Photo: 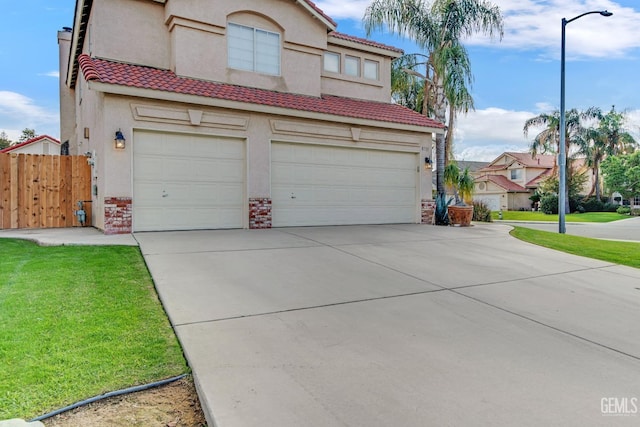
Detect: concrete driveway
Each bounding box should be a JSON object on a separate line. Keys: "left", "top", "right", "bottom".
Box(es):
{"left": 135, "top": 224, "right": 640, "bottom": 426}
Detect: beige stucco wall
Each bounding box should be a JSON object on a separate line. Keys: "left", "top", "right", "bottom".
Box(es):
{"left": 84, "top": 0, "right": 395, "bottom": 100}
{"left": 89, "top": 0, "right": 170, "bottom": 69}
{"left": 320, "top": 44, "right": 394, "bottom": 103}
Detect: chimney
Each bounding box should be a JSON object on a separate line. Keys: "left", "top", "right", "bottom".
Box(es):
{"left": 58, "top": 27, "right": 75, "bottom": 154}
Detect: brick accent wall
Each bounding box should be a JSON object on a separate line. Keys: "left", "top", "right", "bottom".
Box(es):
{"left": 249, "top": 198, "right": 272, "bottom": 229}
{"left": 104, "top": 197, "right": 132, "bottom": 235}
{"left": 421, "top": 199, "right": 436, "bottom": 225}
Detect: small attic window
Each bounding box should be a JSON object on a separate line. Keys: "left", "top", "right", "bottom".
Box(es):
{"left": 510, "top": 169, "right": 523, "bottom": 180}
{"left": 345, "top": 55, "right": 360, "bottom": 77}
{"left": 324, "top": 52, "right": 340, "bottom": 73}
{"left": 364, "top": 60, "right": 379, "bottom": 80}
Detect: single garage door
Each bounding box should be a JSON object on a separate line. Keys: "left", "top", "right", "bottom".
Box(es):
{"left": 475, "top": 194, "right": 501, "bottom": 211}
{"left": 133, "top": 131, "right": 245, "bottom": 231}
{"left": 271, "top": 142, "right": 417, "bottom": 227}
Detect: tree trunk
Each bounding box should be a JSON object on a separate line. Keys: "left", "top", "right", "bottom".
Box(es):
{"left": 434, "top": 76, "right": 448, "bottom": 196}
{"left": 445, "top": 105, "right": 455, "bottom": 164}
{"left": 594, "top": 161, "right": 601, "bottom": 200}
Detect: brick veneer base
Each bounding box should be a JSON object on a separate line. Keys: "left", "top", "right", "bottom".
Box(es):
{"left": 421, "top": 199, "right": 436, "bottom": 225}
{"left": 249, "top": 198, "right": 272, "bottom": 229}
{"left": 104, "top": 197, "right": 132, "bottom": 235}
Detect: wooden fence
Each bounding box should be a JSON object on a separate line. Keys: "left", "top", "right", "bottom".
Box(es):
{"left": 0, "top": 153, "right": 92, "bottom": 229}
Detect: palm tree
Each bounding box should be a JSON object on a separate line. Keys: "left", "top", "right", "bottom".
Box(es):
{"left": 364, "top": 0, "right": 504, "bottom": 197}
{"left": 390, "top": 54, "right": 427, "bottom": 114}
{"left": 575, "top": 106, "right": 638, "bottom": 199}
{"left": 523, "top": 107, "right": 600, "bottom": 213}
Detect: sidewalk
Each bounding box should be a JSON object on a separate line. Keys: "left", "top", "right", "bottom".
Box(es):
{"left": 0, "top": 227, "right": 138, "bottom": 246}
{"left": 497, "top": 216, "right": 640, "bottom": 242}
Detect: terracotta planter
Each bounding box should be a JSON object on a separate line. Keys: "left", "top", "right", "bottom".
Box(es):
{"left": 448, "top": 205, "right": 474, "bottom": 227}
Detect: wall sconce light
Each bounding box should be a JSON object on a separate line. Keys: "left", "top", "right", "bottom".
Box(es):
{"left": 114, "top": 130, "right": 126, "bottom": 149}
{"left": 424, "top": 156, "right": 432, "bottom": 169}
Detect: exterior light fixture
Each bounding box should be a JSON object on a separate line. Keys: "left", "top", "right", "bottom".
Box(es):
{"left": 424, "top": 156, "right": 432, "bottom": 169}
{"left": 558, "top": 9, "right": 612, "bottom": 233}
{"left": 114, "top": 130, "right": 126, "bottom": 149}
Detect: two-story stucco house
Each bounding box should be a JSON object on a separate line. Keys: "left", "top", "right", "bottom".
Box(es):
{"left": 58, "top": 0, "right": 444, "bottom": 234}
{"left": 473, "top": 152, "right": 595, "bottom": 211}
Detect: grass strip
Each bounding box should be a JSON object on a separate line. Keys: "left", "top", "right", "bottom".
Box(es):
{"left": 510, "top": 226, "right": 640, "bottom": 269}
{"left": 0, "top": 238, "right": 187, "bottom": 420}
{"left": 492, "top": 211, "right": 628, "bottom": 223}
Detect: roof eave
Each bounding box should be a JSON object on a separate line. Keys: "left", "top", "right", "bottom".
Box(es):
{"left": 87, "top": 81, "right": 443, "bottom": 134}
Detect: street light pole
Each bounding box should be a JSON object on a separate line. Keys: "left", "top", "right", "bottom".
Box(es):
{"left": 558, "top": 9, "right": 612, "bottom": 234}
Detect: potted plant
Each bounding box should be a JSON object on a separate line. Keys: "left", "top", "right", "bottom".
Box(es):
{"left": 444, "top": 163, "right": 475, "bottom": 226}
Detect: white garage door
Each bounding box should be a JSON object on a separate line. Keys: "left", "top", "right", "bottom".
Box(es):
{"left": 133, "top": 131, "right": 245, "bottom": 231}
{"left": 271, "top": 143, "right": 417, "bottom": 227}
{"left": 475, "top": 195, "right": 501, "bottom": 211}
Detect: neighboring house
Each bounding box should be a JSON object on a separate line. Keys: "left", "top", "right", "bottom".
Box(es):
{"left": 59, "top": 0, "right": 444, "bottom": 234}
{"left": 473, "top": 152, "right": 594, "bottom": 211}
{"left": 0, "top": 135, "right": 61, "bottom": 155}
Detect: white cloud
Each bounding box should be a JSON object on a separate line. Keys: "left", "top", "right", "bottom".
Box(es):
{"left": 453, "top": 106, "right": 640, "bottom": 162}
{"left": 452, "top": 106, "right": 546, "bottom": 161}
{"left": 0, "top": 91, "right": 59, "bottom": 140}
{"left": 316, "top": 0, "right": 640, "bottom": 58}
{"left": 39, "top": 71, "right": 60, "bottom": 78}
{"left": 315, "top": 1, "right": 372, "bottom": 20}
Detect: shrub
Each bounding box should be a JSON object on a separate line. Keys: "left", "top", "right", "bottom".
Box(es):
{"left": 435, "top": 193, "right": 452, "bottom": 226}
{"left": 540, "top": 194, "right": 558, "bottom": 214}
{"left": 581, "top": 197, "right": 604, "bottom": 212}
{"left": 603, "top": 202, "right": 619, "bottom": 212}
{"left": 617, "top": 206, "right": 631, "bottom": 215}
{"left": 632, "top": 208, "right": 640, "bottom": 217}
{"left": 472, "top": 201, "right": 492, "bottom": 222}
{"left": 575, "top": 205, "right": 585, "bottom": 214}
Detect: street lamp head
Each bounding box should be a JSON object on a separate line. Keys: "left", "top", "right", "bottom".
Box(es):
{"left": 600, "top": 10, "right": 613, "bottom": 17}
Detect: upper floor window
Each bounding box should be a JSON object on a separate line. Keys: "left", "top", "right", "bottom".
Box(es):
{"left": 364, "top": 59, "right": 379, "bottom": 80}
{"left": 324, "top": 52, "right": 340, "bottom": 73}
{"left": 228, "top": 23, "right": 280, "bottom": 75}
{"left": 345, "top": 55, "right": 360, "bottom": 77}
{"left": 510, "top": 169, "right": 523, "bottom": 180}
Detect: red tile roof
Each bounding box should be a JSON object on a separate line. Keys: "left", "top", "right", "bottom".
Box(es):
{"left": 302, "top": 0, "right": 337, "bottom": 28}
{"left": 0, "top": 135, "right": 60, "bottom": 153}
{"left": 78, "top": 55, "right": 444, "bottom": 129}
{"left": 506, "top": 152, "right": 556, "bottom": 168}
{"left": 329, "top": 31, "right": 404, "bottom": 54}
{"left": 477, "top": 174, "right": 528, "bottom": 192}
{"left": 525, "top": 169, "right": 553, "bottom": 187}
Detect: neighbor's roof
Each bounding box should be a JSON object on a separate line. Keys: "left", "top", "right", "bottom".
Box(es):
{"left": 525, "top": 169, "right": 554, "bottom": 187}
{"left": 0, "top": 135, "right": 61, "bottom": 153}
{"left": 78, "top": 55, "right": 444, "bottom": 129}
{"left": 479, "top": 152, "right": 556, "bottom": 172}
{"left": 477, "top": 174, "right": 528, "bottom": 192}
{"left": 328, "top": 31, "right": 404, "bottom": 55}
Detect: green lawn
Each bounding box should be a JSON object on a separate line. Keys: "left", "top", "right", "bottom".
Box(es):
{"left": 492, "top": 211, "right": 628, "bottom": 223}
{"left": 510, "top": 226, "right": 640, "bottom": 269}
{"left": 0, "top": 239, "right": 187, "bottom": 420}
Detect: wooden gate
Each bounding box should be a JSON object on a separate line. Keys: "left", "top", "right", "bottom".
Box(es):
{"left": 0, "top": 154, "right": 92, "bottom": 229}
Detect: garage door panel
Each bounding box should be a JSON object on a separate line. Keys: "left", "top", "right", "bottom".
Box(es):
{"left": 272, "top": 143, "right": 417, "bottom": 227}
{"left": 134, "top": 131, "right": 244, "bottom": 231}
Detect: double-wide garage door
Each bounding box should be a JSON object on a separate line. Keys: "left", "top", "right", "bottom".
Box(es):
{"left": 133, "top": 131, "right": 245, "bottom": 232}
{"left": 271, "top": 143, "right": 418, "bottom": 227}
{"left": 133, "top": 133, "right": 418, "bottom": 231}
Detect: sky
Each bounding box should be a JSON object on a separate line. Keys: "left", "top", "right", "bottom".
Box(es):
{"left": 1, "top": 0, "right": 639, "bottom": 161}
